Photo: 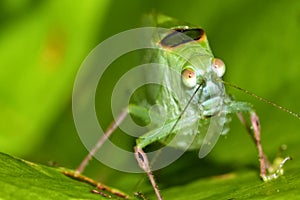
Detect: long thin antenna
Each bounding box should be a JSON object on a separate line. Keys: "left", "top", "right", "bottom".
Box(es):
{"left": 133, "top": 84, "right": 203, "bottom": 192}
{"left": 222, "top": 80, "right": 300, "bottom": 120}
{"left": 170, "top": 84, "right": 203, "bottom": 132}
{"left": 134, "top": 84, "right": 203, "bottom": 199}
{"left": 149, "top": 83, "right": 202, "bottom": 165}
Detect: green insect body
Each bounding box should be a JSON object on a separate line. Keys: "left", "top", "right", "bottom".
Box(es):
{"left": 131, "top": 14, "right": 289, "bottom": 199}
{"left": 133, "top": 14, "right": 252, "bottom": 153}
{"left": 75, "top": 14, "right": 291, "bottom": 200}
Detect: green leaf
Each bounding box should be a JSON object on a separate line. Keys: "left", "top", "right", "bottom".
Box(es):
{"left": 1, "top": 0, "right": 300, "bottom": 200}
{"left": 160, "top": 171, "right": 300, "bottom": 199}
{"left": 0, "top": 152, "right": 129, "bottom": 200}
{"left": 152, "top": 155, "right": 300, "bottom": 199}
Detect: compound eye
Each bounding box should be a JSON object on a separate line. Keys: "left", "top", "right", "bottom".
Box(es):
{"left": 212, "top": 58, "right": 226, "bottom": 77}
{"left": 181, "top": 67, "right": 197, "bottom": 88}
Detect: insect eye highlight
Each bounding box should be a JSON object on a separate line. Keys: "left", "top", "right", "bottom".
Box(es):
{"left": 181, "top": 68, "right": 197, "bottom": 88}
{"left": 212, "top": 58, "right": 226, "bottom": 77}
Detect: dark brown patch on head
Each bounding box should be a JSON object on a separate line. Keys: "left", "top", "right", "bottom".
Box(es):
{"left": 160, "top": 28, "right": 205, "bottom": 48}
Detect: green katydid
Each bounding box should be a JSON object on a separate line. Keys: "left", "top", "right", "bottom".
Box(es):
{"left": 71, "top": 14, "right": 295, "bottom": 200}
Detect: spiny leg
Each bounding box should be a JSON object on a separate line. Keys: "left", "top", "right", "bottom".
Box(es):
{"left": 76, "top": 108, "right": 128, "bottom": 174}
{"left": 249, "top": 112, "right": 267, "bottom": 179}
{"left": 62, "top": 109, "right": 129, "bottom": 198}
{"left": 63, "top": 170, "right": 129, "bottom": 199}
{"left": 135, "top": 147, "right": 163, "bottom": 200}
{"left": 237, "top": 112, "right": 291, "bottom": 181}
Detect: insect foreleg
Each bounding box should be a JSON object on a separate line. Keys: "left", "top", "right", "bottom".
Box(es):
{"left": 135, "top": 147, "right": 163, "bottom": 200}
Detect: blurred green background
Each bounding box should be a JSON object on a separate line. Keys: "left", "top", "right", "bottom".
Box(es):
{"left": 1, "top": 0, "right": 300, "bottom": 198}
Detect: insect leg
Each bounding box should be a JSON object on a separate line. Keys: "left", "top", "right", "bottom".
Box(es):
{"left": 76, "top": 108, "right": 128, "bottom": 174}
{"left": 237, "top": 111, "right": 291, "bottom": 181}
{"left": 237, "top": 112, "right": 268, "bottom": 179}
{"left": 250, "top": 112, "right": 268, "bottom": 179}
{"left": 135, "top": 147, "right": 163, "bottom": 200}
{"left": 226, "top": 101, "right": 291, "bottom": 181}
{"left": 63, "top": 170, "right": 129, "bottom": 198}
